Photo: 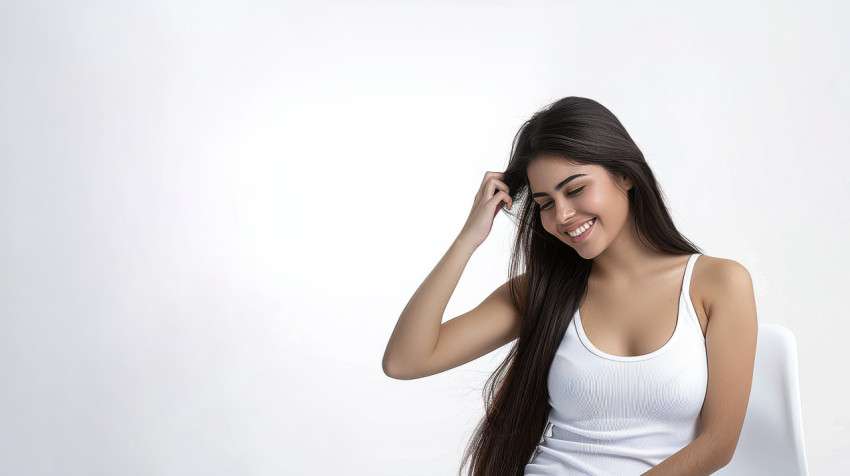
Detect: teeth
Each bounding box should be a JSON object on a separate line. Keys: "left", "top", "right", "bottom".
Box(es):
{"left": 568, "top": 218, "right": 594, "bottom": 237}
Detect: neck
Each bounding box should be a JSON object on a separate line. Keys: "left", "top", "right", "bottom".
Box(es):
{"left": 589, "top": 211, "right": 678, "bottom": 284}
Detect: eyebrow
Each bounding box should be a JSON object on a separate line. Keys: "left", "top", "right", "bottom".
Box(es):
{"left": 531, "top": 174, "right": 587, "bottom": 198}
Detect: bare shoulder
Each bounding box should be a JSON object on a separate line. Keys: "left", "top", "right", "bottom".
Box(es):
{"left": 692, "top": 254, "right": 753, "bottom": 321}
{"left": 695, "top": 254, "right": 751, "bottom": 281}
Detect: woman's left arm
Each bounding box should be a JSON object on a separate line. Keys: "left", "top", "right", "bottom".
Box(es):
{"left": 643, "top": 259, "right": 758, "bottom": 476}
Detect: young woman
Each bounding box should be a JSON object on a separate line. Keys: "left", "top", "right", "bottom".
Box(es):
{"left": 382, "top": 97, "right": 758, "bottom": 476}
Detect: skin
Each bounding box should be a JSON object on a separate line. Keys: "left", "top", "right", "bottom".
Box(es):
{"left": 526, "top": 155, "right": 758, "bottom": 474}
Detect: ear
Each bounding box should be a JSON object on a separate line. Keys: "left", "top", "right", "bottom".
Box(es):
{"left": 619, "top": 174, "right": 633, "bottom": 191}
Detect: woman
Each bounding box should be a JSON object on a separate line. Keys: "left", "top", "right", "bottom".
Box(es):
{"left": 382, "top": 96, "right": 758, "bottom": 476}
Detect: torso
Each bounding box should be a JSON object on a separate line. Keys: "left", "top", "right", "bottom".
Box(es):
{"left": 579, "top": 253, "right": 712, "bottom": 357}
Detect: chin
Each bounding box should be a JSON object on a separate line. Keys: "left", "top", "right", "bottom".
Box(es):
{"left": 555, "top": 237, "right": 593, "bottom": 260}
{"left": 574, "top": 247, "right": 598, "bottom": 260}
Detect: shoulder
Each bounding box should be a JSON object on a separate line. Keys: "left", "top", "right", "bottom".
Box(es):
{"left": 695, "top": 254, "right": 751, "bottom": 283}
{"left": 692, "top": 254, "right": 754, "bottom": 319}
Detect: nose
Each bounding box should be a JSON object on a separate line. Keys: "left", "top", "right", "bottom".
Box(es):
{"left": 555, "top": 202, "right": 575, "bottom": 224}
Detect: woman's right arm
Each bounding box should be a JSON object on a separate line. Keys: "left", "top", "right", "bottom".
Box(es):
{"left": 382, "top": 172, "right": 522, "bottom": 380}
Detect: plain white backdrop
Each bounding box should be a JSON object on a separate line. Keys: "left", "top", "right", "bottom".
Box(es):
{"left": 1, "top": 0, "right": 847, "bottom": 474}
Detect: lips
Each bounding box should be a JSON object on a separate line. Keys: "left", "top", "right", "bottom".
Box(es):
{"left": 566, "top": 217, "right": 596, "bottom": 243}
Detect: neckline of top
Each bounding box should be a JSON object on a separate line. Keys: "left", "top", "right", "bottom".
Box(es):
{"left": 573, "top": 253, "right": 702, "bottom": 362}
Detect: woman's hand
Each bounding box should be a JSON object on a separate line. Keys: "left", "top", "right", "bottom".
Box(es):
{"left": 456, "top": 171, "right": 513, "bottom": 249}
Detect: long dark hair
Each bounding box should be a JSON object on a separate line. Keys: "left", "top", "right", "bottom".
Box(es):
{"left": 457, "top": 97, "right": 703, "bottom": 475}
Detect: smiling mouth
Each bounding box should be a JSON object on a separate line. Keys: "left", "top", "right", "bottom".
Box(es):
{"left": 567, "top": 218, "right": 595, "bottom": 237}
{"left": 566, "top": 217, "right": 596, "bottom": 243}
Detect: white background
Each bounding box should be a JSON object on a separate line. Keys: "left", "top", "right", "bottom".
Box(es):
{"left": 1, "top": 1, "right": 847, "bottom": 474}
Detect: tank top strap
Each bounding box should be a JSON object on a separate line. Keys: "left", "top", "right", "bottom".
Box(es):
{"left": 682, "top": 253, "right": 701, "bottom": 295}
{"left": 680, "top": 253, "right": 704, "bottom": 338}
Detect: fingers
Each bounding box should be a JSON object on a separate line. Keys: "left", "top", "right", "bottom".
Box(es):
{"left": 487, "top": 190, "right": 512, "bottom": 212}
{"left": 485, "top": 192, "right": 511, "bottom": 222}
{"left": 477, "top": 172, "right": 511, "bottom": 209}
{"left": 476, "top": 171, "right": 497, "bottom": 200}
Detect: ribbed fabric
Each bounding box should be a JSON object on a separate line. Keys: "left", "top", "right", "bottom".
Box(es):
{"left": 524, "top": 253, "right": 708, "bottom": 475}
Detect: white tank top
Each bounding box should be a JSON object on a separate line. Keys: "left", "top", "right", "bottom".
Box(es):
{"left": 525, "top": 253, "right": 708, "bottom": 475}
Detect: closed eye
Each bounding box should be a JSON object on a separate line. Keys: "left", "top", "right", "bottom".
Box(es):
{"left": 538, "top": 186, "right": 586, "bottom": 210}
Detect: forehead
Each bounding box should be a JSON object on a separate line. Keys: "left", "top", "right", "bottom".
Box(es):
{"left": 527, "top": 155, "right": 604, "bottom": 191}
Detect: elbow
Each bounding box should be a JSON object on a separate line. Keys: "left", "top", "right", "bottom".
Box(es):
{"left": 719, "top": 442, "right": 738, "bottom": 467}
{"left": 706, "top": 439, "right": 739, "bottom": 471}
{"left": 383, "top": 363, "right": 403, "bottom": 380}
{"left": 384, "top": 362, "right": 432, "bottom": 381}
{"left": 718, "top": 432, "right": 744, "bottom": 467}
{"left": 383, "top": 365, "right": 420, "bottom": 381}
{"left": 712, "top": 450, "right": 734, "bottom": 471}
{"left": 382, "top": 355, "right": 418, "bottom": 380}
{"left": 695, "top": 432, "right": 739, "bottom": 472}
{"left": 382, "top": 354, "right": 399, "bottom": 379}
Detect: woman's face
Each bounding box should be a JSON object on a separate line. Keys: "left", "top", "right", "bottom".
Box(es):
{"left": 526, "top": 155, "right": 633, "bottom": 259}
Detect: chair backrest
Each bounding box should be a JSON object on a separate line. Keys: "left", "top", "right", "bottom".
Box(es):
{"left": 715, "top": 324, "right": 809, "bottom": 475}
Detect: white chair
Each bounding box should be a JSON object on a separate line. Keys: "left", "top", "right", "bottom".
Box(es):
{"left": 716, "top": 324, "right": 809, "bottom": 475}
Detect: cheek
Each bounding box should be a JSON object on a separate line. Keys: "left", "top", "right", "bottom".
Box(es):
{"left": 580, "top": 193, "right": 603, "bottom": 210}
{"left": 541, "top": 216, "right": 559, "bottom": 236}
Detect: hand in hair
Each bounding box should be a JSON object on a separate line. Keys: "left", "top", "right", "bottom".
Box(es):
{"left": 457, "top": 171, "right": 512, "bottom": 249}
